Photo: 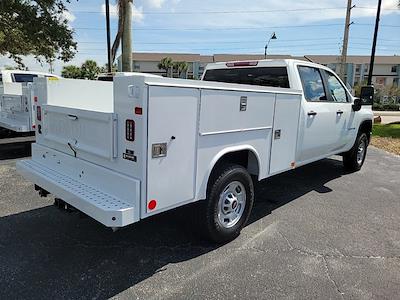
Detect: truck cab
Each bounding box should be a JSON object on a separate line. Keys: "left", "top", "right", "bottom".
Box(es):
{"left": 202, "top": 59, "right": 374, "bottom": 168}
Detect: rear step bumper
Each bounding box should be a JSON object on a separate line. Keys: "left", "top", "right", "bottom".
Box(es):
{"left": 17, "top": 159, "right": 135, "bottom": 227}
{"left": 0, "top": 118, "right": 31, "bottom": 132}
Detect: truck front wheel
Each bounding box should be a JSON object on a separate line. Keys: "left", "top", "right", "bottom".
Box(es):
{"left": 343, "top": 132, "right": 369, "bottom": 172}
{"left": 201, "top": 163, "right": 254, "bottom": 243}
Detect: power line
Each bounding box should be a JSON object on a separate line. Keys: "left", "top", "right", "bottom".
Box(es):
{"left": 70, "top": 6, "right": 399, "bottom": 15}
{"left": 76, "top": 37, "right": 400, "bottom": 44}
{"left": 72, "top": 23, "right": 399, "bottom": 31}
{"left": 78, "top": 42, "right": 400, "bottom": 51}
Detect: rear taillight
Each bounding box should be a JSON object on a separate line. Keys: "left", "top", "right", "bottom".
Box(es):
{"left": 37, "top": 106, "right": 42, "bottom": 121}
{"left": 126, "top": 119, "right": 135, "bottom": 141}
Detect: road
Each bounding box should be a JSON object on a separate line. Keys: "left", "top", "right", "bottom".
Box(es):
{"left": 374, "top": 111, "right": 400, "bottom": 125}
{"left": 0, "top": 145, "right": 399, "bottom": 299}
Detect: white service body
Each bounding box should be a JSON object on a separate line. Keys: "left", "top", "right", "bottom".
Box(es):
{"left": 17, "top": 60, "right": 373, "bottom": 229}
{"left": 0, "top": 70, "right": 59, "bottom": 132}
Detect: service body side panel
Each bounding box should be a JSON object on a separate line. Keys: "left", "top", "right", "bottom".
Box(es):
{"left": 145, "top": 85, "right": 199, "bottom": 216}
{"left": 195, "top": 89, "right": 276, "bottom": 200}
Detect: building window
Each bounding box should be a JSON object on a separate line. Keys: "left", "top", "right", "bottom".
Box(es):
{"left": 364, "top": 65, "right": 368, "bottom": 73}
{"left": 391, "top": 66, "right": 398, "bottom": 73}
{"left": 355, "top": 64, "right": 361, "bottom": 73}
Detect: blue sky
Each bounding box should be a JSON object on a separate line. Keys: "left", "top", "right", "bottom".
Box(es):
{"left": 1, "top": 0, "right": 399, "bottom": 73}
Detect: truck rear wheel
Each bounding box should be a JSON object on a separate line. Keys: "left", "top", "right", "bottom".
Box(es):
{"left": 200, "top": 163, "right": 254, "bottom": 243}
{"left": 343, "top": 132, "right": 369, "bottom": 172}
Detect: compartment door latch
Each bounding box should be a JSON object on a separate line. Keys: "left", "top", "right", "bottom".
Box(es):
{"left": 152, "top": 143, "right": 167, "bottom": 158}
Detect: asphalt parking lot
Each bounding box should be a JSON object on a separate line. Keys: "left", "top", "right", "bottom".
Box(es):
{"left": 0, "top": 142, "right": 399, "bottom": 300}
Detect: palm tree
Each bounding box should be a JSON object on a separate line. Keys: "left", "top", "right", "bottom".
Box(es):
{"left": 174, "top": 61, "right": 189, "bottom": 78}
{"left": 111, "top": 0, "right": 132, "bottom": 71}
{"left": 158, "top": 57, "right": 173, "bottom": 77}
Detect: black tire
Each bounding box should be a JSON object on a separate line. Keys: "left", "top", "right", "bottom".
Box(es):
{"left": 343, "top": 132, "right": 369, "bottom": 172}
{"left": 197, "top": 163, "right": 254, "bottom": 243}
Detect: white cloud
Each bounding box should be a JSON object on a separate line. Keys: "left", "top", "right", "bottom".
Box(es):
{"left": 161, "top": 0, "right": 399, "bottom": 28}
{"left": 101, "top": 3, "right": 144, "bottom": 23}
{"left": 147, "top": 0, "right": 166, "bottom": 9}
{"left": 62, "top": 10, "right": 76, "bottom": 23}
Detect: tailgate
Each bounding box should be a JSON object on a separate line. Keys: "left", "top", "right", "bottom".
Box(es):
{"left": 40, "top": 105, "right": 117, "bottom": 160}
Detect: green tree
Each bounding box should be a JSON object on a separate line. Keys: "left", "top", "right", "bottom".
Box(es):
{"left": 158, "top": 57, "right": 174, "bottom": 77}
{"left": 0, "top": 0, "right": 77, "bottom": 67}
{"left": 81, "top": 60, "right": 101, "bottom": 80}
{"left": 61, "top": 60, "right": 103, "bottom": 80}
{"left": 61, "top": 65, "right": 82, "bottom": 79}
{"left": 174, "top": 61, "right": 189, "bottom": 78}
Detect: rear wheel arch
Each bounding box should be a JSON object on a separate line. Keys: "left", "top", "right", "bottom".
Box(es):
{"left": 207, "top": 147, "right": 261, "bottom": 192}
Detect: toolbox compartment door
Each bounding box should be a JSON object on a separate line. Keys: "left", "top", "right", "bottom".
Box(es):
{"left": 41, "top": 105, "right": 117, "bottom": 160}
{"left": 269, "top": 94, "right": 301, "bottom": 175}
{"left": 146, "top": 86, "right": 199, "bottom": 215}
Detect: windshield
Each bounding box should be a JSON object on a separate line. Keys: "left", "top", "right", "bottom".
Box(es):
{"left": 203, "top": 67, "right": 290, "bottom": 88}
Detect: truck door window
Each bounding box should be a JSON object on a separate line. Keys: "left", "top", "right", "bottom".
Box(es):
{"left": 298, "top": 66, "right": 327, "bottom": 102}
{"left": 203, "top": 67, "right": 290, "bottom": 88}
{"left": 323, "top": 71, "right": 348, "bottom": 103}
{"left": 13, "top": 73, "right": 38, "bottom": 83}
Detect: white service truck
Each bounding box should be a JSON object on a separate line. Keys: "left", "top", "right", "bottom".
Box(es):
{"left": 17, "top": 59, "right": 374, "bottom": 242}
{"left": 0, "top": 70, "right": 59, "bottom": 134}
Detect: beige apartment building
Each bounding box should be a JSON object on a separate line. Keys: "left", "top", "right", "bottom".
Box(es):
{"left": 119, "top": 52, "right": 400, "bottom": 88}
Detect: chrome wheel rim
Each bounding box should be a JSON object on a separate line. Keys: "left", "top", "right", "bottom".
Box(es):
{"left": 217, "top": 181, "right": 246, "bottom": 229}
{"left": 357, "top": 138, "right": 366, "bottom": 165}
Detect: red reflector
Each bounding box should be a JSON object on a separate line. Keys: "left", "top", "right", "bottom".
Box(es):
{"left": 32, "top": 125, "right": 36, "bottom": 129}
{"left": 37, "top": 106, "right": 42, "bottom": 121}
{"left": 34, "top": 96, "right": 38, "bottom": 103}
{"left": 226, "top": 61, "right": 259, "bottom": 67}
{"left": 148, "top": 200, "right": 157, "bottom": 210}
{"left": 125, "top": 119, "right": 135, "bottom": 141}
{"left": 135, "top": 107, "right": 143, "bottom": 115}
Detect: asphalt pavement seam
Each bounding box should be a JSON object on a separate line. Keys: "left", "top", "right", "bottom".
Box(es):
{"left": 323, "top": 256, "right": 345, "bottom": 300}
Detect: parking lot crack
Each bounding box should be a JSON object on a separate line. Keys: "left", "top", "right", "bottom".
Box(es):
{"left": 323, "top": 256, "right": 345, "bottom": 300}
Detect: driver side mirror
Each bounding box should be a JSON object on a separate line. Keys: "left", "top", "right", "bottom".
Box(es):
{"left": 360, "top": 86, "right": 374, "bottom": 105}
{"left": 352, "top": 98, "right": 362, "bottom": 112}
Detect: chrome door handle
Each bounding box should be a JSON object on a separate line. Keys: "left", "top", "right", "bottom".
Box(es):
{"left": 308, "top": 111, "right": 317, "bottom": 116}
{"left": 336, "top": 110, "right": 344, "bottom": 115}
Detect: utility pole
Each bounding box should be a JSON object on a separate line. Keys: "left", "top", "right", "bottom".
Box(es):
{"left": 367, "top": 0, "right": 382, "bottom": 86}
{"left": 339, "top": 0, "right": 354, "bottom": 82}
{"left": 105, "top": 0, "right": 112, "bottom": 73}
{"left": 121, "top": 0, "right": 133, "bottom": 72}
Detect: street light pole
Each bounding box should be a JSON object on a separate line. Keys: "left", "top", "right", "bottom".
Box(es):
{"left": 105, "top": 0, "right": 112, "bottom": 73}
{"left": 264, "top": 32, "right": 277, "bottom": 59}
{"left": 367, "top": 0, "right": 382, "bottom": 86}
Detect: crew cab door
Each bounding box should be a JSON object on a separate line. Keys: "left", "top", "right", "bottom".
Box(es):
{"left": 321, "top": 70, "right": 355, "bottom": 150}
{"left": 296, "top": 66, "right": 338, "bottom": 163}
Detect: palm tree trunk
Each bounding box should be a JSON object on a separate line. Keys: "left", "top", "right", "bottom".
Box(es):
{"left": 121, "top": 0, "right": 132, "bottom": 72}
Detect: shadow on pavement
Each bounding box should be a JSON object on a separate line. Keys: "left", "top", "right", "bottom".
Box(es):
{"left": 0, "top": 157, "right": 344, "bottom": 299}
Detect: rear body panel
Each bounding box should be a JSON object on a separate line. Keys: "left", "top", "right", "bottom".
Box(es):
{"left": 0, "top": 83, "right": 34, "bottom": 132}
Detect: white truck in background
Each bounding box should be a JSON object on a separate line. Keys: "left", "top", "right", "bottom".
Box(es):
{"left": 0, "top": 70, "right": 59, "bottom": 134}
{"left": 17, "top": 59, "right": 373, "bottom": 243}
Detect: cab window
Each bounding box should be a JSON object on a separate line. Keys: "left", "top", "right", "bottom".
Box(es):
{"left": 203, "top": 67, "right": 290, "bottom": 88}
{"left": 12, "top": 73, "right": 38, "bottom": 83}
{"left": 298, "top": 66, "right": 327, "bottom": 101}
{"left": 323, "top": 71, "right": 348, "bottom": 103}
